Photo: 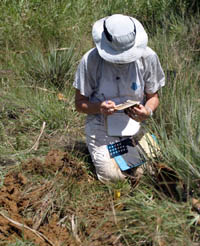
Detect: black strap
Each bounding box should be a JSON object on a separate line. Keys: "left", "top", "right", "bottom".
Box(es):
{"left": 103, "top": 17, "right": 136, "bottom": 43}
{"left": 103, "top": 20, "right": 112, "bottom": 42}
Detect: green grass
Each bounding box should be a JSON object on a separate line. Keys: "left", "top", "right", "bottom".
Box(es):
{"left": 0, "top": 0, "right": 200, "bottom": 245}
{"left": 7, "top": 239, "right": 36, "bottom": 246}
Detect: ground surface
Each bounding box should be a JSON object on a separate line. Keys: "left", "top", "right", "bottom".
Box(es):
{"left": 0, "top": 149, "right": 199, "bottom": 246}
{"left": 0, "top": 150, "right": 123, "bottom": 246}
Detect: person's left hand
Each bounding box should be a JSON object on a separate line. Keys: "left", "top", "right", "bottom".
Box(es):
{"left": 124, "top": 104, "right": 150, "bottom": 122}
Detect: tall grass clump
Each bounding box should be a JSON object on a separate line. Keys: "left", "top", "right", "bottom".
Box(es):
{"left": 22, "top": 45, "right": 76, "bottom": 89}
{"left": 147, "top": 15, "right": 200, "bottom": 193}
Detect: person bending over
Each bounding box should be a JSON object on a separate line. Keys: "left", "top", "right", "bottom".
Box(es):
{"left": 73, "top": 14, "right": 165, "bottom": 183}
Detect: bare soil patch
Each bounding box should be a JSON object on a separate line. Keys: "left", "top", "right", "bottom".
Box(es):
{"left": 0, "top": 150, "right": 122, "bottom": 246}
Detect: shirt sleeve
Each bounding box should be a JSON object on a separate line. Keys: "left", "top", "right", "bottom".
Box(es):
{"left": 73, "top": 48, "right": 100, "bottom": 98}
{"left": 143, "top": 52, "right": 165, "bottom": 94}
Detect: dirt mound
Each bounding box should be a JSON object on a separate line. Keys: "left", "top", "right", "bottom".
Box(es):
{"left": 0, "top": 150, "right": 122, "bottom": 246}
{"left": 0, "top": 150, "right": 90, "bottom": 245}
{"left": 23, "top": 149, "right": 88, "bottom": 180}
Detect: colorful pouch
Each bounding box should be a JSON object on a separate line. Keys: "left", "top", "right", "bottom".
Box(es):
{"left": 107, "top": 138, "right": 145, "bottom": 171}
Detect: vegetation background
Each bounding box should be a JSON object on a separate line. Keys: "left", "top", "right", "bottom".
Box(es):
{"left": 0, "top": 0, "right": 199, "bottom": 245}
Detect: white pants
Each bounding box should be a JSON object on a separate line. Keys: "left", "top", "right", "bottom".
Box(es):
{"left": 87, "top": 134, "right": 126, "bottom": 182}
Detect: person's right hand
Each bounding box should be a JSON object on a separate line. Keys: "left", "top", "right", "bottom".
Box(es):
{"left": 100, "top": 100, "right": 116, "bottom": 115}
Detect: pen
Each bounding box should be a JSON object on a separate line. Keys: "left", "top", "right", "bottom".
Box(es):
{"left": 101, "top": 93, "right": 108, "bottom": 103}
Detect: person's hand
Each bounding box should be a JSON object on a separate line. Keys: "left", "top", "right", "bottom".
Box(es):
{"left": 124, "top": 104, "right": 151, "bottom": 122}
{"left": 100, "top": 100, "right": 116, "bottom": 115}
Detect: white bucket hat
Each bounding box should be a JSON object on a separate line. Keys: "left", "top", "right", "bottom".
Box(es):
{"left": 92, "top": 14, "right": 148, "bottom": 64}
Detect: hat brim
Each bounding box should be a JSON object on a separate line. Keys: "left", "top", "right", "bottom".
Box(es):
{"left": 92, "top": 17, "right": 148, "bottom": 64}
